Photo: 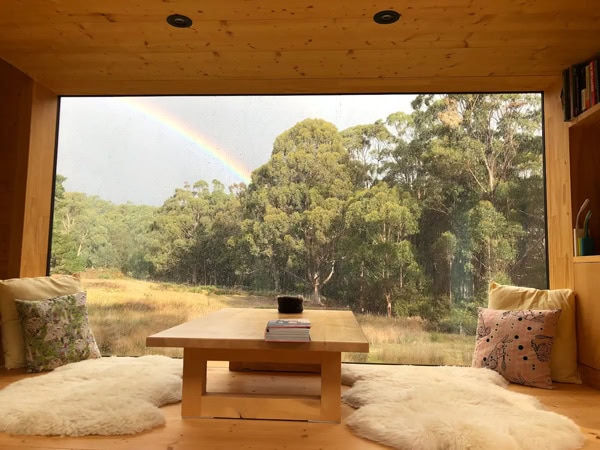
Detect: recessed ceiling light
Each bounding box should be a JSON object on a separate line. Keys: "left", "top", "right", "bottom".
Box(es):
{"left": 166, "top": 14, "right": 193, "bottom": 28}
{"left": 373, "top": 10, "right": 401, "bottom": 24}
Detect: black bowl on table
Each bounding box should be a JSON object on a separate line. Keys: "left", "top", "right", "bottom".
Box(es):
{"left": 277, "top": 295, "right": 304, "bottom": 314}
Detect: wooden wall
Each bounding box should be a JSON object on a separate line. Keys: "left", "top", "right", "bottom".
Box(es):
{"left": 574, "top": 258, "right": 600, "bottom": 386}
{"left": 0, "top": 60, "right": 58, "bottom": 280}
{"left": 544, "top": 81, "right": 574, "bottom": 290}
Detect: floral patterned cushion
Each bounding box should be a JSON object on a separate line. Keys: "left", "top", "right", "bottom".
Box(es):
{"left": 0, "top": 275, "right": 83, "bottom": 369}
{"left": 471, "top": 307, "right": 561, "bottom": 389}
{"left": 15, "top": 292, "right": 101, "bottom": 372}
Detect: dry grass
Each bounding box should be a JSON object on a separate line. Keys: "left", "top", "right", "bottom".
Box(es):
{"left": 82, "top": 273, "right": 273, "bottom": 357}
{"left": 342, "top": 314, "right": 475, "bottom": 366}
{"left": 80, "top": 272, "right": 474, "bottom": 365}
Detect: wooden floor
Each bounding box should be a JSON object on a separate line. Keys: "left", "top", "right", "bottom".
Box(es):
{"left": 1, "top": 364, "right": 599, "bottom": 450}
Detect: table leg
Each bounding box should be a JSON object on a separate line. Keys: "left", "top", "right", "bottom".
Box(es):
{"left": 319, "top": 352, "right": 342, "bottom": 422}
{"left": 181, "top": 348, "right": 207, "bottom": 417}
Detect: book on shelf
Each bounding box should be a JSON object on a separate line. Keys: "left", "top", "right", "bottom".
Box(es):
{"left": 562, "top": 57, "right": 600, "bottom": 121}
{"left": 562, "top": 68, "right": 572, "bottom": 121}
{"left": 264, "top": 318, "right": 311, "bottom": 342}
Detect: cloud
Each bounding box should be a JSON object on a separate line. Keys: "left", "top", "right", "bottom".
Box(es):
{"left": 57, "top": 94, "right": 416, "bottom": 206}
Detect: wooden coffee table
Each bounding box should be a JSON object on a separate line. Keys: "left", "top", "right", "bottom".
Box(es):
{"left": 146, "top": 308, "right": 369, "bottom": 422}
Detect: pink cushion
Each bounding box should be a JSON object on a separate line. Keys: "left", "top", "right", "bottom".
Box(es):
{"left": 488, "top": 282, "right": 579, "bottom": 383}
{"left": 472, "top": 307, "right": 561, "bottom": 389}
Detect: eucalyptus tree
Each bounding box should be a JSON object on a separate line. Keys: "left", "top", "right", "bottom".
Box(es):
{"left": 113, "top": 203, "right": 158, "bottom": 278}
{"left": 148, "top": 180, "right": 242, "bottom": 285}
{"left": 50, "top": 175, "right": 156, "bottom": 275}
{"left": 51, "top": 190, "right": 119, "bottom": 271}
{"left": 467, "top": 200, "right": 522, "bottom": 286}
{"left": 344, "top": 182, "right": 421, "bottom": 316}
{"left": 383, "top": 112, "right": 424, "bottom": 195}
{"left": 341, "top": 120, "right": 395, "bottom": 187}
{"left": 242, "top": 118, "right": 354, "bottom": 303}
{"left": 384, "top": 93, "right": 544, "bottom": 303}
{"left": 200, "top": 181, "right": 244, "bottom": 286}
{"left": 430, "top": 94, "right": 542, "bottom": 293}
{"left": 50, "top": 176, "right": 88, "bottom": 273}
{"left": 147, "top": 181, "right": 205, "bottom": 282}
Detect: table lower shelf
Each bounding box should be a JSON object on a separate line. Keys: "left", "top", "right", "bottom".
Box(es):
{"left": 181, "top": 348, "right": 342, "bottom": 422}
{"left": 195, "top": 393, "right": 323, "bottom": 421}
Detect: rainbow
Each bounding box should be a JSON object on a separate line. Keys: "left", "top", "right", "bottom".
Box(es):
{"left": 119, "top": 97, "right": 252, "bottom": 184}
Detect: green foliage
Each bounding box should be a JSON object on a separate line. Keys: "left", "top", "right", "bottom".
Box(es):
{"left": 342, "top": 182, "right": 422, "bottom": 316}
{"left": 432, "top": 305, "right": 480, "bottom": 336}
{"left": 147, "top": 180, "right": 244, "bottom": 286}
{"left": 340, "top": 120, "right": 394, "bottom": 186}
{"left": 50, "top": 182, "right": 156, "bottom": 275}
{"left": 241, "top": 119, "right": 354, "bottom": 302}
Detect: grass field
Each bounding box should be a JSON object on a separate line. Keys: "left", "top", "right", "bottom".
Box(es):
{"left": 81, "top": 271, "right": 475, "bottom": 366}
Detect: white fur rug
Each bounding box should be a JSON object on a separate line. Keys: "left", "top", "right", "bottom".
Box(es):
{"left": 341, "top": 364, "right": 585, "bottom": 450}
{"left": 0, "top": 355, "right": 183, "bottom": 436}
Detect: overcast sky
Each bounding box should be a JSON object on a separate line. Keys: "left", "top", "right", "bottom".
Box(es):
{"left": 56, "top": 94, "right": 416, "bottom": 206}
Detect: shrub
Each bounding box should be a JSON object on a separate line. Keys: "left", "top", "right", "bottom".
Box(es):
{"left": 431, "top": 305, "right": 478, "bottom": 335}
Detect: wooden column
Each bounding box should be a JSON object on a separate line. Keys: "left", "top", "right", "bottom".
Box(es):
{"left": 0, "top": 59, "right": 58, "bottom": 280}
{"left": 543, "top": 80, "right": 574, "bottom": 290}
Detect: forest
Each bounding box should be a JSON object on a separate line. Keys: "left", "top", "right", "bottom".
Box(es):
{"left": 50, "top": 93, "right": 547, "bottom": 333}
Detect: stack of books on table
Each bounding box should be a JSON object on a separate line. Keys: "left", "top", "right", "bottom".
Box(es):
{"left": 264, "top": 318, "right": 311, "bottom": 342}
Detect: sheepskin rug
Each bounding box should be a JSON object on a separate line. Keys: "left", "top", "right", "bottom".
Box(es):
{"left": 0, "top": 355, "right": 183, "bottom": 436}
{"left": 341, "top": 364, "right": 585, "bottom": 450}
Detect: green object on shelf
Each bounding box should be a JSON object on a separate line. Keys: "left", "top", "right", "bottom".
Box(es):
{"left": 583, "top": 210, "right": 592, "bottom": 238}
{"left": 581, "top": 237, "right": 595, "bottom": 256}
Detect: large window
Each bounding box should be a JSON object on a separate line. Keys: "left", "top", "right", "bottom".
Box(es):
{"left": 51, "top": 93, "right": 547, "bottom": 364}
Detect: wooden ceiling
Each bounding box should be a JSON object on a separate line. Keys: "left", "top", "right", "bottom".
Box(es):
{"left": 0, "top": 0, "right": 599, "bottom": 95}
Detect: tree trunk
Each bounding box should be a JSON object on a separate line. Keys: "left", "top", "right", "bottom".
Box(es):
{"left": 359, "top": 260, "right": 365, "bottom": 311}
{"left": 448, "top": 260, "right": 453, "bottom": 305}
{"left": 273, "top": 267, "right": 280, "bottom": 291}
{"left": 313, "top": 280, "right": 321, "bottom": 305}
{"left": 191, "top": 264, "right": 198, "bottom": 285}
{"left": 385, "top": 292, "right": 392, "bottom": 317}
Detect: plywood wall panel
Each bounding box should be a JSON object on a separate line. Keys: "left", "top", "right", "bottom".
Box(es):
{"left": 4, "top": 48, "right": 573, "bottom": 85}
{"left": 543, "top": 81, "right": 573, "bottom": 289}
{"left": 19, "top": 84, "right": 58, "bottom": 278}
{"left": 569, "top": 123, "right": 600, "bottom": 246}
{"left": 2, "top": 23, "right": 599, "bottom": 54}
{"left": 574, "top": 261, "right": 600, "bottom": 372}
{"left": 579, "top": 363, "right": 600, "bottom": 390}
{"left": 0, "top": 60, "right": 57, "bottom": 280}
{"left": 1, "top": 0, "right": 598, "bottom": 22}
{"left": 0, "top": 59, "right": 34, "bottom": 280}
{"left": 45, "top": 75, "right": 557, "bottom": 96}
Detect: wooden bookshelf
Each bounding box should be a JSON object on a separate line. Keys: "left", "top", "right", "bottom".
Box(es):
{"left": 567, "top": 94, "right": 600, "bottom": 388}
{"left": 569, "top": 103, "right": 600, "bottom": 256}
{"left": 573, "top": 255, "right": 600, "bottom": 264}
{"left": 569, "top": 102, "right": 600, "bottom": 128}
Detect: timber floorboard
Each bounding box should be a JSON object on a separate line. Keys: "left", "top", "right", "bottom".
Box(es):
{"left": 0, "top": 364, "right": 599, "bottom": 450}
